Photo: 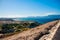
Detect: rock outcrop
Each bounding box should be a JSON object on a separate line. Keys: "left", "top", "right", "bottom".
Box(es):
{"left": 39, "top": 20, "right": 60, "bottom": 40}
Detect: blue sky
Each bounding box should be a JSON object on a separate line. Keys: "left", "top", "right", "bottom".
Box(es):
{"left": 0, "top": 0, "right": 60, "bottom": 18}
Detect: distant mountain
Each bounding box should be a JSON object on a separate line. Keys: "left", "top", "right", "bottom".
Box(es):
{"left": 0, "top": 15, "right": 60, "bottom": 24}
{"left": 0, "top": 18, "right": 14, "bottom": 21}
{"left": 14, "top": 15, "right": 60, "bottom": 24}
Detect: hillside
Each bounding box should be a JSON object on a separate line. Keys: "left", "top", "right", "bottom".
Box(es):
{"left": 0, "top": 20, "right": 60, "bottom": 40}
{"left": 0, "top": 21, "right": 40, "bottom": 34}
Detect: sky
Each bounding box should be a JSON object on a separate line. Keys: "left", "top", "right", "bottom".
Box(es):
{"left": 0, "top": 0, "right": 60, "bottom": 18}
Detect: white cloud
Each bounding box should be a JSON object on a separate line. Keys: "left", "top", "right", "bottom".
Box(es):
{"left": 39, "top": 12, "right": 57, "bottom": 16}
{"left": 0, "top": 12, "right": 59, "bottom": 18}
{"left": 0, "top": 15, "right": 25, "bottom": 18}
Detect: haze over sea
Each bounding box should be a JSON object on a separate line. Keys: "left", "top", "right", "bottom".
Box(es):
{"left": 14, "top": 15, "right": 60, "bottom": 24}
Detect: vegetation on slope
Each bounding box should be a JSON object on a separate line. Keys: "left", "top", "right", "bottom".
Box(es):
{"left": 0, "top": 21, "right": 40, "bottom": 34}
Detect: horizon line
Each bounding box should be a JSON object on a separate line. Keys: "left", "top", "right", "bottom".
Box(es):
{"left": 0, "top": 15, "right": 60, "bottom": 18}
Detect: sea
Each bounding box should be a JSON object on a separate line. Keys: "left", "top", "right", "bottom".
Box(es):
{"left": 13, "top": 15, "right": 60, "bottom": 24}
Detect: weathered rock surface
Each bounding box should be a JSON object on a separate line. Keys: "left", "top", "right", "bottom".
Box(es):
{"left": 39, "top": 20, "right": 60, "bottom": 40}
{"left": 52, "top": 26, "right": 60, "bottom": 40}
